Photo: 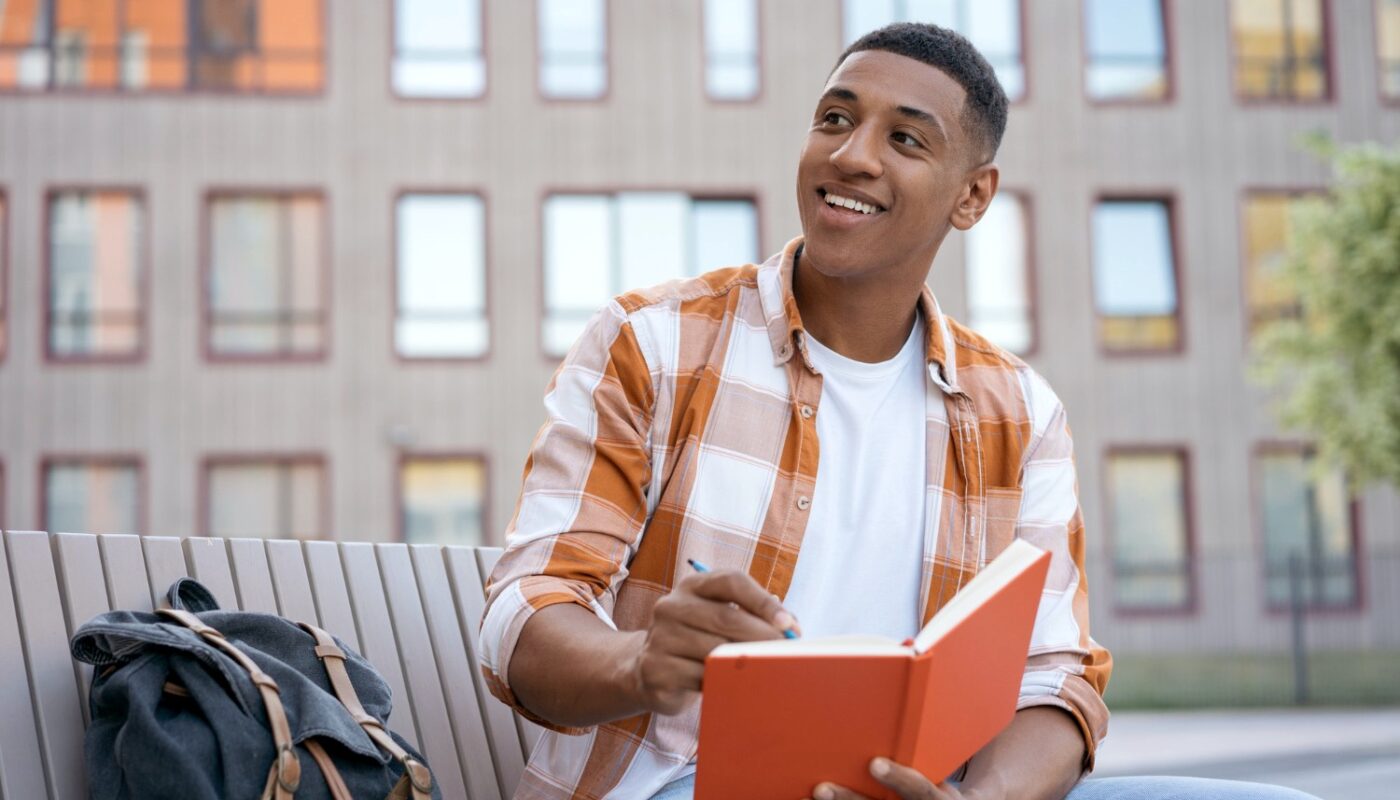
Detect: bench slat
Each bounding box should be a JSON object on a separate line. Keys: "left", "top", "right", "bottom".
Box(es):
{"left": 97, "top": 534, "right": 153, "bottom": 612}
{"left": 340, "top": 543, "right": 421, "bottom": 748}
{"left": 228, "top": 538, "right": 279, "bottom": 614}
{"left": 303, "top": 541, "right": 361, "bottom": 651}
{"left": 265, "top": 539, "right": 319, "bottom": 625}
{"left": 474, "top": 548, "right": 547, "bottom": 760}
{"left": 446, "top": 545, "right": 527, "bottom": 795}
{"left": 141, "top": 536, "right": 190, "bottom": 607}
{"left": 6, "top": 531, "right": 89, "bottom": 799}
{"left": 183, "top": 537, "right": 239, "bottom": 610}
{"left": 409, "top": 544, "right": 506, "bottom": 800}
{"left": 0, "top": 532, "right": 51, "bottom": 800}
{"left": 52, "top": 533, "right": 111, "bottom": 724}
{"left": 376, "top": 544, "right": 470, "bottom": 800}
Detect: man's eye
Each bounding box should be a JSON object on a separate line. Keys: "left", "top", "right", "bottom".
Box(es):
{"left": 894, "top": 132, "right": 921, "bottom": 148}
{"left": 823, "top": 112, "right": 852, "bottom": 127}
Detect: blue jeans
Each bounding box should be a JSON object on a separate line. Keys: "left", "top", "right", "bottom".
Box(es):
{"left": 648, "top": 773, "right": 1322, "bottom": 799}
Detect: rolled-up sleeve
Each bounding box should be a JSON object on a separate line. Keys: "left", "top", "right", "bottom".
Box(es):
{"left": 1013, "top": 370, "right": 1113, "bottom": 772}
{"left": 477, "top": 301, "right": 656, "bottom": 733}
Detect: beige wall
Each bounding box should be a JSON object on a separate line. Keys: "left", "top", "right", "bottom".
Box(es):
{"left": 0, "top": 0, "right": 1397, "bottom": 652}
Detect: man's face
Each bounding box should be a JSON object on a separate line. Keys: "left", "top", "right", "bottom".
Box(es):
{"left": 796, "top": 49, "right": 981, "bottom": 282}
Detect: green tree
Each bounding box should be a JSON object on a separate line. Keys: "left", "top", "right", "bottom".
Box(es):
{"left": 1253, "top": 136, "right": 1400, "bottom": 490}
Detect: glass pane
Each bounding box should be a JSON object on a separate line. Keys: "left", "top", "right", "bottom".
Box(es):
{"left": 618, "top": 192, "right": 689, "bottom": 290}
{"left": 1085, "top": 0, "right": 1167, "bottom": 100}
{"left": 965, "top": 193, "right": 1030, "bottom": 353}
{"left": 539, "top": 0, "right": 606, "bottom": 98}
{"left": 1092, "top": 200, "right": 1178, "bottom": 350}
{"left": 48, "top": 190, "right": 144, "bottom": 356}
{"left": 1382, "top": 0, "right": 1400, "bottom": 97}
{"left": 842, "top": 0, "right": 897, "bottom": 44}
{"left": 45, "top": 462, "right": 140, "bottom": 534}
{"left": 0, "top": 0, "right": 51, "bottom": 88}
{"left": 394, "top": 0, "right": 485, "bottom": 97}
{"left": 208, "top": 460, "right": 323, "bottom": 539}
{"left": 397, "top": 193, "right": 487, "bottom": 357}
{"left": 1232, "top": 0, "right": 1328, "bottom": 99}
{"left": 1244, "top": 193, "right": 1307, "bottom": 336}
{"left": 123, "top": 0, "right": 187, "bottom": 89}
{"left": 544, "top": 195, "right": 613, "bottom": 350}
{"left": 705, "top": 0, "right": 757, "bottom": 99}
{"left": 1260, "top": 451, "right": 1356, "bottom": 608}
{"left": 1109, "top": 452, "right": 1189, "bottom": 609}
{"left": 401, "top": 457, "right": 486, "bottom": 546}
{"left": 692, "top": 199, "right": 759, "bottom": 275}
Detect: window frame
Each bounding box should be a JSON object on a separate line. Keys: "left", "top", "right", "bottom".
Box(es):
{"left": 42, "top": 185, "right": 150, "bottom": 365}
{"left": 1237, "top": 185, "right": 1325, "bottom": 347}
{"left": 388, "top": 0, "right": 489, "bottom": 101}
{"left": 199, "top": 453, "right": 330, "bottom": 540}
{"left": 701, "top": 0, "right": 763, "bottom": 103}
{"left": 1251, "top": 441, "right": 1364, "bottom": 615}
{"left": 1089, "top": 192, "right": 1186, "bottom": 357}
{"left": 392, "top": 187, "right": 492, "bottom": 363}
{"left": 394, "top": 451, "right": 492, "bottom": 546}
{"left": 1376, "top": 0, "right": 1400, "bottom": 104}
{"left": 1227, "top": 0, "right": 1334, "bottom": 105}
{"left": 838, "top": 0, "right": 1030, "bottom": 104}
{"left": 38, "top": 454, "right": 146, "bottom": 535}
{"left": 1102, "top": 445, "right": 1198, "bottom": 617}
{"left": 0, "top": 0, "right": 328, "bottom": 96}
{"left": 534, "top": 0, "right": 610, "bottom": 102}
{"left": 536, "top": 186, "right": 764, "bottom": 362}
{"left": 964, "top": 187, "right": 1038, "bottom": 357}
{"left": 1080, "top": 0, "right": 1174, "bottom": 105}
{"left": 201, "top": 187, "right": 330, "bottom": 364}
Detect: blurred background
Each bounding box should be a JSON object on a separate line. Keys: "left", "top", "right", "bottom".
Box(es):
{"left": 0, "top": 0, "right": 1397, "bottom": 748}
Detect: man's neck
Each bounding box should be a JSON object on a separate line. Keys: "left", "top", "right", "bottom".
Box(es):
{"left": 792, "top": 253, "right": 926, "bottom": 364}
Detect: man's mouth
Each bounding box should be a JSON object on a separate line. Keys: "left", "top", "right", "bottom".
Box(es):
{"left": 820, "top": 190, "right": 885, "bottom": 216}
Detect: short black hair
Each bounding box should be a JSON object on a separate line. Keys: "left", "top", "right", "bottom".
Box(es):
{"left": 834, "top": 22, "right": 1008, "bottom": 164}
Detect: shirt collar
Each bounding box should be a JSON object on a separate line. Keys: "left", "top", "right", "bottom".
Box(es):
{"left": 757, "top": 236, "right": 961, "bottom": 394}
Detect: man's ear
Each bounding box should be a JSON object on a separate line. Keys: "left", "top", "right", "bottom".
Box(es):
{"left": 950, "top": 163, "right": 1000, "bottom": 232}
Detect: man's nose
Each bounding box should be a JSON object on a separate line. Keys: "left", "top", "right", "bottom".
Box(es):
{"left": 829, "top": 126, "right": 883, "bottom": 178}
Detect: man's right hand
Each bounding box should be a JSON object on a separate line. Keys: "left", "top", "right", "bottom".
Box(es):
{"left": 628, "top": 569, "right": 801, "bottom": 715}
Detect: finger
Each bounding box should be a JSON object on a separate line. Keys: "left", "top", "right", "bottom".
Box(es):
{"left": 651, "top": 624, "right": 731, "bottom": 662}
{"left": 869, "top": 758, "right": 942, "bottom": 800}
{"left": 675, "top": 594, "right": 791, "bottom": 643}
{"left": 811, "top": 782, "right": 873, "bottom": 800}
{"left": 685, "top": 570, "right": 801, "bottom": 634}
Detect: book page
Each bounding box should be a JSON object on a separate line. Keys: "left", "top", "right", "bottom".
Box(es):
{"left": 712, "top": 634, "right": 907, "bottom": 657}
{"left": 912, "top": 539, "right": 1046, "bottom": 654}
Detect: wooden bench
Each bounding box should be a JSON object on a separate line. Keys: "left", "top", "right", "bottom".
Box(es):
{"left": 0, "top": 529, "right": 543, "bottom": 800}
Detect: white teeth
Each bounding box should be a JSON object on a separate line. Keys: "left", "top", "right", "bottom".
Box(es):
{"left": 823, "top": 192, "right": 879, "bottom": 215}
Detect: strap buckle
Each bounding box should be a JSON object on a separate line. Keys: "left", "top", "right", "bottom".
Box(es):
{"left": 401, "top": 755, "right": 433, "bottom": 793}
{"left": 276, "top": 744, "right": 301, "bottom": 793}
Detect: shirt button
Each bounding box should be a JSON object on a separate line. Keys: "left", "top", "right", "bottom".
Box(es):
{"left": 796, "top": 495, "right": 811, "bottom": 511}
{"left": 800, "top": 404, "right": 815, "bottom": 419}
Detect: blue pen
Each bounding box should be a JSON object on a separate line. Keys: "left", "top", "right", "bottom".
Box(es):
{"left": 688, "top": 558, "right": 799, "bottom": 639}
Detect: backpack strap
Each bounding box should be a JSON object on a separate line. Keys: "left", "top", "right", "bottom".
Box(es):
{"left": 157, "top": 608, "right": 301, "bottom": 800}
{"left": 297, "top": 622, "right": 434, "bottom": 800}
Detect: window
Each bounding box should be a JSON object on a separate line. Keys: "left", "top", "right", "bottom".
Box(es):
{"left": 42, "top": 458, "right": 141, "bottom": 534}
{"left": 1084, "top": 0, "right": 1169, "bottom": 101}
{"left": 704, "top": 0, "right": 758, "bottom": 100}
{"left": 206, "top": 192, "right": 326, "bottom": 359}
{"left": 1258, "top": 447, "right": 1358, "bottom": 609}
{"left": 965, "top": 192, "right": 1033, "bottom": 354}
{"left": 396, "top": 193, "right": 488, "bottom": 358}
{"left": 1230, "top": 0, "right": 1329, "bottom": 101}
{"left": 0, "top": 0, "right": 324, "bottom": 92}
{"left": 1379, "top": 0, "right": 1400, "bottom": 99}
{"left": 393, "top": 0, "right": 485, "bottom": 98}
{"left": 47, "top": 189, "right": 145, "bottom": 360}
{"left": 538, "top": 0, "right": 606, "bottom": 99}
{"left": 543, "top": 193, "right": 758, "bottom": 356}
{"left": 205, "top": 457, "right": 325, "bottom": 539}
{"left": 1243, "top": 191, "right": 1318, "bottom": 339}
{"left": 1091, "top": 198, "right": 1180, "bottom": 353}
{"left": 842, "top": 0, "right": 1024, "bottom": 100}
{"left": 399, "top": 456, "right": 486, "bottom": 546}
{"left": 1106, "top": 450, "right": 1193, "bottom": 612}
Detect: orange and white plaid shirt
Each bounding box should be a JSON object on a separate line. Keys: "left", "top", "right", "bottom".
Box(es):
{"left": 480, "top": 237, "right": 1112, "bottom": 799}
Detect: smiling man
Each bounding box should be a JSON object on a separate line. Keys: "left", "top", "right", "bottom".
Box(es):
{"left": 478, "top": 23, "right": 1317, "bottom": 800}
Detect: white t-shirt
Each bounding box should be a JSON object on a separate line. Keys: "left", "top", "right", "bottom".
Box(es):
{"left": 781, "top": 315, "right": 934, "bottom": 642}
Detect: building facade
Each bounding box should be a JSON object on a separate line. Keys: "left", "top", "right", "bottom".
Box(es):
{"left": 1, "top": 0, "right": 1398, "bottom": 670}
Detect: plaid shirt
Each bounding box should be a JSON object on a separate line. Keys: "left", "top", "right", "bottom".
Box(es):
{"left": 480, "top": 237, "right": 1112, "bottom": 799}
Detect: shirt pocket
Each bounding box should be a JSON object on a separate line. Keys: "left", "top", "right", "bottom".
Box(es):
{"left": 983, "top": 486, "right": 1024, "bottom": 559}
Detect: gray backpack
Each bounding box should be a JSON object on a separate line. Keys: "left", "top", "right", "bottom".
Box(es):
{"left": 71, "top": 578, "right": 439, "bottom": 800}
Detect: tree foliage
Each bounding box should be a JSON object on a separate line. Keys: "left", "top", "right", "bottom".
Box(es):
{"left": 1252, "top": 136, "right": 1400, "bottom": 491}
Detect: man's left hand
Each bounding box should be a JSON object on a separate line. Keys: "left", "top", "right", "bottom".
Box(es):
{"left": 807, "top": 758, "right": 990, "bottom": 800}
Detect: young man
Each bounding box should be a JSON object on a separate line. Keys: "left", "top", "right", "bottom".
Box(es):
{"left": 479, "top": 23, "right": 1319, "bottom": 800}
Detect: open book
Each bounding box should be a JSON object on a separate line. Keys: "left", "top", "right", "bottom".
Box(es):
{"left": 694, "top": 539, "right": 1052, "bottom": 800}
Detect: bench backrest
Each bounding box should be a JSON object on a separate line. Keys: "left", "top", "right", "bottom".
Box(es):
{"left": 0, "top": 529, "right": 544, "bottom": 800}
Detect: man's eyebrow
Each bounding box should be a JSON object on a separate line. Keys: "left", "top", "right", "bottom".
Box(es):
{"left": 818, "top": 85, "right": 948, "bottom": 143}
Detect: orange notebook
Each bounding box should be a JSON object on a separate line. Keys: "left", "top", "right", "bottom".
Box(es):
{"left": 694, "top": 539, "right": 1051, "bottom": 800}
